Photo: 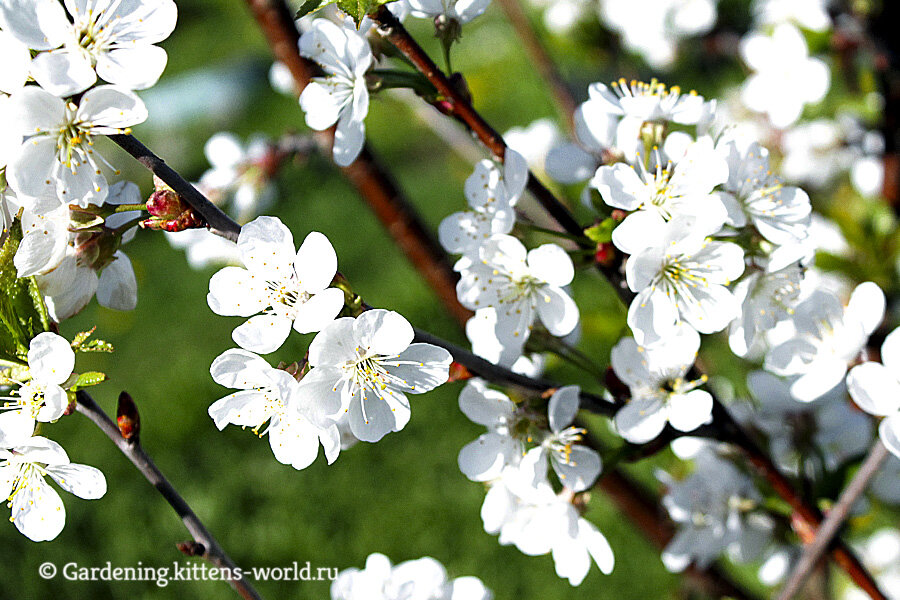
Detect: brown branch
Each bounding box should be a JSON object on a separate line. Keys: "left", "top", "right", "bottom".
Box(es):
{"left": 775, "top": 440, "right": 891, "bottom": 600}
{"left": 243, "top": 0, "right": 470, "bottom": 326}
{"left": 75, "top": 391, "right": 263, "bottom": 600}
{"left": 494, "top": 0, "right": 578, "bottom": 134}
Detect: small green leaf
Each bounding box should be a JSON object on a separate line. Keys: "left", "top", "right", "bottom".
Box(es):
{"left": 295, "top": 0, "right": 336, "bottom": 19}
{"left": 584, "top": 218, "right": 616, "bottom": 244}
{"left": 78, "top": 339, "right": 115, "bottom": 353}
{"left": 336, "top": 0, "right": 395, "bottom": 26}
{"left": 69, "top": 371, "right": 108, "bottom": 391}
{"left": 0, "top": 219, "right": 51, "bottom": 362}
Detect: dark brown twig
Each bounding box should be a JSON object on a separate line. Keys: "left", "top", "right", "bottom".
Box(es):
{"left": 108, "top": 134, "right": 241, "bottom": 242}
{"left": 75, "top": 390, "right": 263, "bottom": 600}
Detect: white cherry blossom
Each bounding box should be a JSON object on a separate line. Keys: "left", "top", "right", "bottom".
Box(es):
{"left": 0, "top": 0, "right": 177, "bottom": 97}
{"left": 299, "top": 19, "right": 372, "bottom": 167}
{"left": 406, "top": 0, "right": 491, "bottom": 24}
{"left": 592, "top": 138, "right": 729, "bottom": 254}
{"left": 438, "top": 150, "right": 527, "bottom": 259}
{"left": 209, "top": 349, "right": 340, "bottom": 470}
{"left": 611, "top": 325, "right": 712, "bottom": 443}
{"left": 846, "top": 326, "right": 900, "bottom": 459}
{"left": 7, "top": 85, "right": 148, "bottom": 212}
{"left": 625, "top": 216, "right": 744, "bottom": 346}
{"left": 728, "top": 265, "right": 803, "bottom": 357}
{"left": 525, "top": 385, "right": 601, "bottom": 492}
{"left": 765, "top": 282, "right": 885, "bottom": 402}
{"left": 715, "top": 135, "right": 811, "bottom": 245}
{"left": 660, "top": 450, "right": 771, "bottom": 572}
{"left": 456, "top": 235, "right": 579, "bottom": 342}
{"left": 207, "top": 216, "right": 345, "bottom": 354}
{"left": 0, "top": 436, "right": 106, "bottom": 542}
{"left": 331, "top": 553, "right": 492, "bottom": 600}
{"left": 300, "top": 309, "right": 452, "bottom": 443}
{"left": 740, "top": 23, "right": 830, "bottom": 128}
{"left": 0, "top": 332, "right": 74, "bottom": 445}
{"left": 457, "top": 379, "right": 523, "bottom": 482}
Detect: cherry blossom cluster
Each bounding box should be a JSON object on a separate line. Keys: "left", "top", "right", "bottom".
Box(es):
{"left": 0, "top": 0, "right": 178, "bottom": 320}
{"left": 0, "top": 333, "right": 106, "bottom": 542}
{"left": 332, "top": 553, "right": 492, "bottom": 599}
{"left": 207, "top": 215, "right": 452, "bottom": 468}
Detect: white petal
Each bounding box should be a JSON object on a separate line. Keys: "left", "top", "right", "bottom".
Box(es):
{"left": 292, "top": 287, "right": 345, "bottom": 334}
{"left": 0, "top": 412, "right": 35, "bottom": 447}
{"left": 458, "top": 380, "right": 516, "bottom": 426}
{"left": 846, "top": 281, "right": 886, "bottom": 336}
{"left": 667, "top": 390, "right": 713, "bottom": 432}
{"left": 627, "top": 287, "right": 679, "bottom": 347}
{"left": 30, "top": 50, "right": 96, "bottom": 97}
{"left": 209, "top": 348, "right": 274, "bottom": 389}
{"left": 207, "top": 390, "right": 271, "bottom": 430}
{"left": 12, "top": 475, "right": 65, "bottom": 542}
{"left": 0, "top": 0, "right": 70, "bottom": 49}
{"left": 591, "top": 163, "right": 646, "bottom": 210}
{"left": 28, "top": 332, "right": 74, "bottom": 385}
{"left": 527, "top": 244, "right": 574, "bottom": 287}
{"left": 7, "top": 137, "right": 58, "bottom": 202}
{"left": 789, "top": 358, "right": 846, "bottom": 402}
{"left": 295, "top": 366, "right": 345, "bottom": 424}
{"left": 611, "top": 210, "right": 667, "bottom": 255}
{"left": 77, "top": 85, "right": 148, "bottom": 129}
{"left": 268, "top": 415, "right": 321, "bottom": 470}
{"left": 545, "top": 143, "right": 596, "bottom": 184}
{"left": 36, "top": 385, "right": 68, "bottom": 422}
{"left": 46, "top": 463, "right": 106, "bottom": 499}
{"left": 536, "top": 285, "right": 579, "bottom": 337}
{"left": 549, "top": 385, "right": 579, "bottom": 431}
{"left": 354, "top": 309, "right": 413, "bottom": 357}
{"left": 207, "top": 267, "right": 268, "bottom": 317}
{"left": 348, "top": 386, "right": 409, "bottom": 443}
{"left": 846, "top": 362, "right": 900, "bottom": 416}
{"left": 299, "top": 81, "right": 341, "bottom": 130}
{"left": 294, "top": 231, "right": 338, "bottom": 292}
{"left": 96, "top": 251, "right": 137, "bottom": 311}
{"left": 882, "top": 327, "right": 900, "bottom": 375}
{"left": 232, "top": 314, "right": 293, "bottom": 354}
{"left": 615, "top": 396, "right": 667, "bottom": 443}
{"left": 96, "top": 45, "right": 168, "bottom": 90}
{"left": 553, "top": 445, "right": 601, "bottom": 492}
{"left": 458, "top": 432, "right": 518, "bottom": 481}
{"left": 0, "top": 32, "right": 31, "bottom": 93}
{"left": 385, "top": 343, "right": 451, "bottom": 393}
{"left": 879, "top": 414, "right": 900, "bottom": 459}
{"left": 308, "top": 317, "right": 358, "bottom": 367}
{"left": 333, "top": 108, "right": 365, "bottom": 167}
{"left": 237, "top": 216, "right": 296, "bottom": 278}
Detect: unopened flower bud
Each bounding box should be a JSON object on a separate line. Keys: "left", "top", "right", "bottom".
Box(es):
{"left": 116, "top": 391, "right": 140, "bottom": 441}
{"left": 447, "top": 361, "right": 472, "bottom": 383}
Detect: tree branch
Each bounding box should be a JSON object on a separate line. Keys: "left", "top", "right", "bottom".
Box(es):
{"left": 108, "top": 134, "right": 241, "bottom": 242}
{"left": 775, "top": 440, "right": 891, "bottom": 600}
{"left": 75, "top": 390, "right": 264, "bottom": 600}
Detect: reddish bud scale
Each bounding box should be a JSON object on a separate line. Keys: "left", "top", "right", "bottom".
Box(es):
{"left": 447, "top": 361, "right": 473, "bottom": 383}
{"left": 116, "top": 391, "right": 140, "bottom": 441}
{"left": 594, "top": 242, "right": 615, "bottom": 266}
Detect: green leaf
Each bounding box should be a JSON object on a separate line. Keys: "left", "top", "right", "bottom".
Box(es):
{"left": 0, "top": 219, "right": 51, "bottom": 361}
{"left": 70, "top": 326, "right": 114, "bottom": 353}
{"left": 584, "top": 218, "right": 616, "bottom": 244}
{"left": 295, "top": 0, "right": 336, "bottom": 19}
{"left": 69, "top": 371, "right": 108, "bottom": 391}
{"left": 336, "top": 0, "right": 395, "bottom": 26}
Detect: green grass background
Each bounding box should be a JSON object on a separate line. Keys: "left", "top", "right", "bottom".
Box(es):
{"left": 1, "top": 1, "right": 785, "bottom": 598}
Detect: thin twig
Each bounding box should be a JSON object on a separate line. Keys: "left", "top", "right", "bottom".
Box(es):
{"left": 775, "top": 441, "right": 891, "bottom": 600}
{"left": 494, "top": 0, "right": 578, "bottom": 134}
{"left": 108, "top": 134, "right": 241, "bottom": 242}
{"left": 75, "top": 391, "right": 264, "bottom": 600}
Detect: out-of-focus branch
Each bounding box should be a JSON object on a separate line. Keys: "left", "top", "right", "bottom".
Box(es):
{"left": 494, "top": 0, "right": 578, "bottom": 134}
{"left": 75, "top": 391, "right": 264, "bottom": 600}
{"left": 243, "top": 0, "right": 470, "bottom": 325}
{"left": 775, "top": 441, "right": 891, "bottom": 600}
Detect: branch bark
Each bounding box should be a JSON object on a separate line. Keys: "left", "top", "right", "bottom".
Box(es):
{"left": 75, "top": 390, "right": 264, "bottom": 600}
{"left": 775, "top": 441, "right": 891, "bottom": 600}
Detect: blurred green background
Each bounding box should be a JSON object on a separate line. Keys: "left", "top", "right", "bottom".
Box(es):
{"left": 3, "top": 0, "right": 882, "bottom": 598}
